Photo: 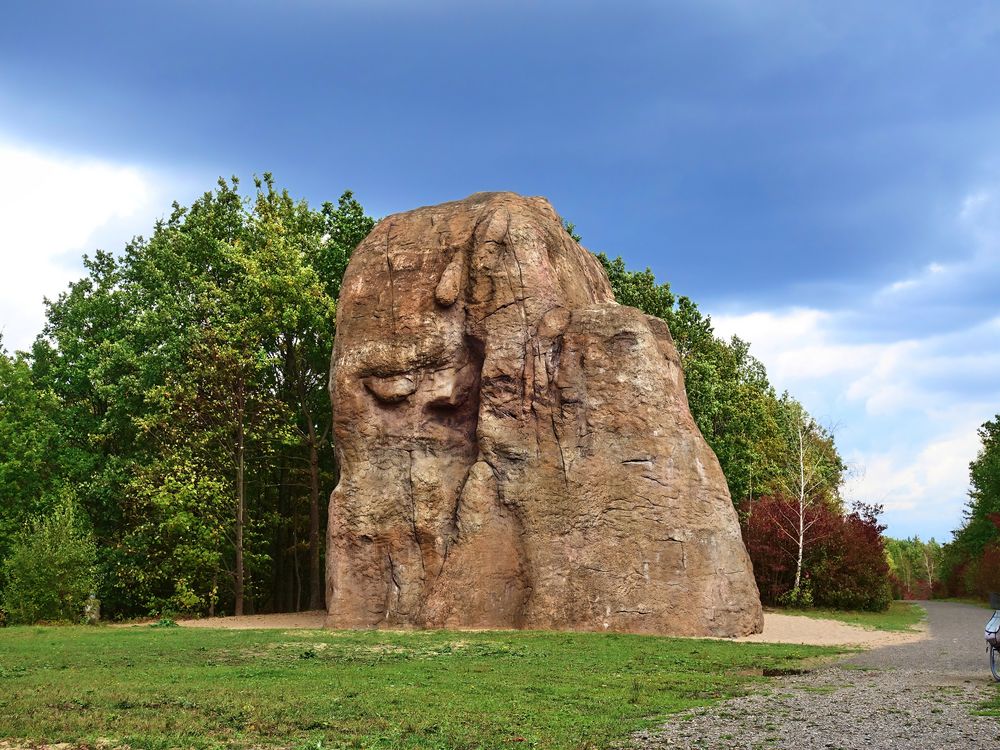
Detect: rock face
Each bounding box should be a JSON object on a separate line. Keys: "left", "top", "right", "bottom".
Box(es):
{"left": 326, "top": 192, "right": 763, "bottom": 636}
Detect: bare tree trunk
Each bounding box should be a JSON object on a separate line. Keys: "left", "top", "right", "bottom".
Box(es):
{"left": 209, "top": 572, "right": 217, "bottom": 617}
{"left": 794, "top": 422, "right": 805, "bottom": 591}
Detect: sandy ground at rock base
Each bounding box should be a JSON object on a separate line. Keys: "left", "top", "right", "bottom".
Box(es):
{"left": 731, "top": 611, "right": 926, "bottom": 648}
{"left": 167, "top": 609, "right": 926, "bottom": 648}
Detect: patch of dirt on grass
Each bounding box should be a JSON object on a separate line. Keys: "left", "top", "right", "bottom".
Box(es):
{"left": 177, "top": 610, "right": 325, "bottom": 629}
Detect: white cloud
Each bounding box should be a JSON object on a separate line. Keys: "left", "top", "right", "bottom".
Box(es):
{"left": 878, "top": 261, "right": 950, "bottom": 298}
{"left": 0, "top": 140, "right": 158, "bottom": 353}
{"left": 843, "top": 416, "right": 983, "bottom": 539}
{"left": 886, "top": 278, "right": 918, "bottom": 293}
{"left": 713, "top": 308, "right": 900, "bottom": 392}
{"left": 710, "top": 206, "right": 1000, "bottom": 540}
{"left": 960, "top": 189, "right": 993, "bottom": 224}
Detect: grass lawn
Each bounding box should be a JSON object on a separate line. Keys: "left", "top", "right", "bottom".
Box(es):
{"left": 771, "top": 601, "right": 925, "bottom": 632}
{"left": 0, "top": 625, "right": 838, "bottom": 750}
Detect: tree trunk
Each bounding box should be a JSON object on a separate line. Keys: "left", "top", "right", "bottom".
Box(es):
{"left": 235, "top": 399, "right": 246, "bottom": 617}
{"left": 794, "top": 423, "right": 805, "bottom": 591}
{"left": 307, "top": 416, "right": 323, "bottom": 610}
{"left": 292, "top": 510, "right": 302, "bottom": 612}
{"left": 274, "top": 459, "right": 289, "bottom": 612}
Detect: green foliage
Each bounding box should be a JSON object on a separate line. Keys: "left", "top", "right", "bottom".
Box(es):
{"left": 1, "top": 497, "right": 99, "bottom": 624}
{"left": 779, "top": 583, "right": 814, "bottom": 609}
{"left": 317, "top": 189, "right": 376, "bottom": 300}
{"left": 0, "top": 625, "right": 837, "bottom": 749}
{"left": 941, "top": 414, "right": 1000, "bottom": 598}
{"left": 966, "top": 416, "right": 1000, "bottom": 554}
{"left": 16, "top": 175, "right": 374, "bottom": 619}
{"left": 886, "top": 536, "right": 942, "bottom": 598}
{"left": 596, "top": 252, "right": 676, "bottom": 321}
{"left": 561, "top": 218, "right": 582, "bottom": 243}
{"left": 0, "top": 347, "right": 66, "bottom": 578}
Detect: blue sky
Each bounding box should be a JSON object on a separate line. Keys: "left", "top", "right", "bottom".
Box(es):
{"left": 1, "top": 1, "right": 998, "bottom": 540}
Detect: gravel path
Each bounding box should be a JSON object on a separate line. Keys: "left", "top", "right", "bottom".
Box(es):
{"left": 632, "top": 601, "right": 1000, "bottom": 749}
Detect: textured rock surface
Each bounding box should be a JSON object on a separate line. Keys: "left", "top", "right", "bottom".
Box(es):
{"left": 326, "top": 192, "right": 762, "bottom": 636}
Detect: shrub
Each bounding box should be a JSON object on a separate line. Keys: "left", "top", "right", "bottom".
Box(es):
{"left": 808, "top": 503, "right": 892, "bottom": 611}
{"left": 740, "top": 495, "right": 802, "bottom": 605}
{"left": 742, "top": 496, "right": 892, "bottom": 611}
{"left": 778, "top": 581, "right": 813, "bottom": 608}
{"left": 1, "top": 498, "right": 99, "bottom": 624}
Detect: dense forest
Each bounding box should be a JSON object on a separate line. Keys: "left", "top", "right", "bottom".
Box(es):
{"left": 882, "top": 416, "right": 1000, "bottom": 602}
{"left": 0, "top": 178, "right": 898, "bottom": 623}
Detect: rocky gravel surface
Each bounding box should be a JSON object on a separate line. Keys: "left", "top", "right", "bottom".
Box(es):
{"left": 632, "top": 601, "right": 1000, "bottom": 750}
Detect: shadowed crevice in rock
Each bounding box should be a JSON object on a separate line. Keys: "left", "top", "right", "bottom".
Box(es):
{"left": 326, "top": 191, "right": 763, "bottom": 636}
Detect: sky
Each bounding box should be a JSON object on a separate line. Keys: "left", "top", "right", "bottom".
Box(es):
{"left": 1, "top": 0, "right": 998, "bottom": 540}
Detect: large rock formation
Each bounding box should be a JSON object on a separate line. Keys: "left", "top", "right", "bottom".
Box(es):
{"left": 326, "top": 192, "right": 762, "bottom": 636}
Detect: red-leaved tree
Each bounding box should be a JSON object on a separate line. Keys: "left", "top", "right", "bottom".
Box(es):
{"left": 742, "top": 496, "right": 892, "bottom": 611}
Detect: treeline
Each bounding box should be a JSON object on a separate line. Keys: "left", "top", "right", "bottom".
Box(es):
{"left": 0, "top": 179, "right": 893, "bottom": 622}
{"left": 1, "top": 177, "right": 372, "bottom": 620}
{"left": 886, "top": 536, "right": 943, "bottom": 599}
{"left": 939, "top": 415, "right": 1000, "bottom": 599}
{"left": 884, "top": 416, "right": 999, "bottom": 602}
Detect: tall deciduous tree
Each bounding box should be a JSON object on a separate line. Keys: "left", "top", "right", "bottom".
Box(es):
{"left": 942, "top": 414, "right": 1000, "bottom": 598}
{"left": 15, "top": 176, "right": 373, "bottom": 618}
{"left": 773, "top": 399, "right": 844, "bottom": 593}
{"left": 130, "top": 176, "right": 337, "bottom": 616}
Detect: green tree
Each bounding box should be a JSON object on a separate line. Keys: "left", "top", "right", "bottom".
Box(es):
{"left": 0, "top": 341, "right": 67, "bottom": 576}
{"left": 316, "top": 190, "right": 376, "bottom": 300}
{"left": 960, "top": 416, "right": 1000, "bottom": 556}
{"left": 29, "top": 246, "right": 153, "bottom": 614}
{"left": 942, "top": 414, "right": 1000, "bottom": 597}
{"left": 23, "top": 176, "right": 373, "bottom": 618}
{"left": 886, "top": 536, "right": 942, "bottom": 597}
{"left": 772, "top": 398, "right": 845, "bottom": 593}
{"left": 2, "top": 496, "right": 99, "bottom": 624}
{"left": 128, "top": 177, "right": 317, "bottom": 615}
